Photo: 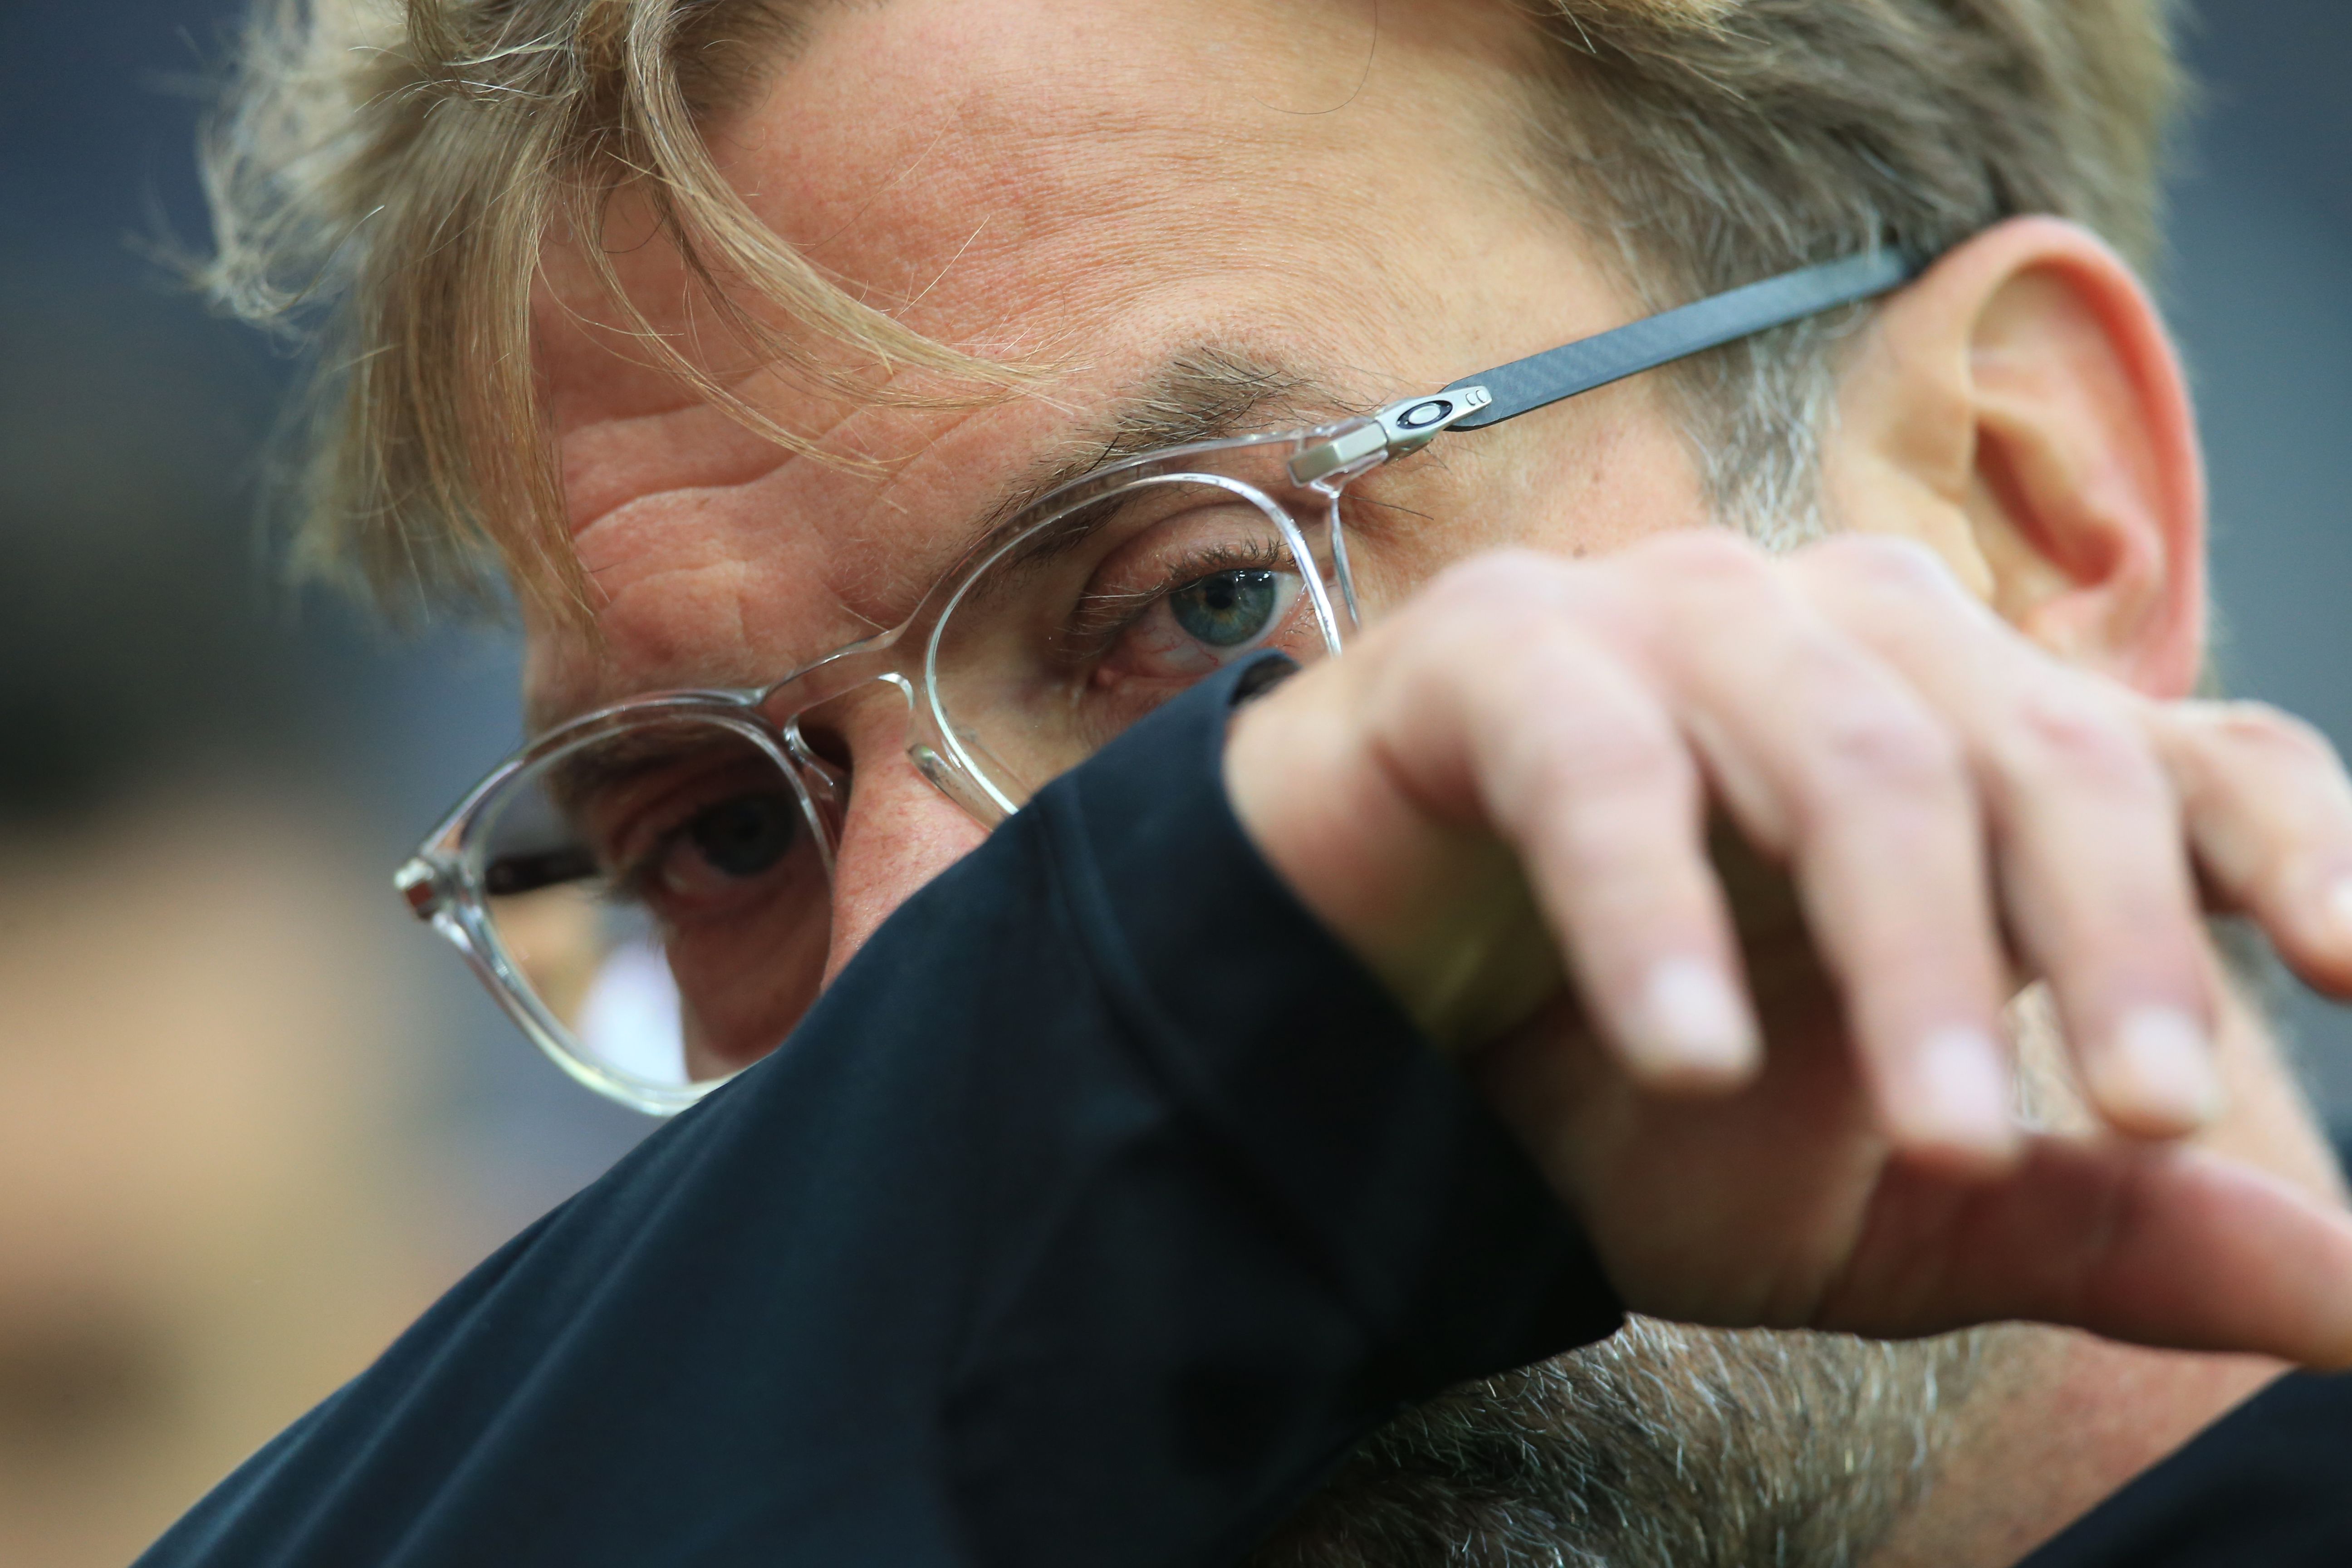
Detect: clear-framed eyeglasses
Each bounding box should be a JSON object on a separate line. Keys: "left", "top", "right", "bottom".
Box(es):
{"left": 396, "top": 249, "right": 1920, "bottom": 1114}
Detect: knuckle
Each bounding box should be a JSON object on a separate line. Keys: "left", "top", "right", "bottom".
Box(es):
{"left": 1804, "top": 532, "right": 1961, "bottom": 599}
{"left": 2199, "top": 699, "right": 2339, "bottom": 767}
{"left": 1537, "top": 699, "right": 1686, "bottom": 796}
{"left": 1503, "top": 632, "right": 1683, "bottom": 790}
{"left": 1811, "top": 699, "right": 1961, "bottom": 799}
{"left": 1491, "top": 682, "right": 1695, "bottom": 835}
{"left": 1631, "top": 526, "right": 1772, "bottom": 590}
{"left": 2003, "top": 688, "right": 2161, "bottom": 798}
{"left": 1779, "top": 637, "right": 1963, "bottom": 799}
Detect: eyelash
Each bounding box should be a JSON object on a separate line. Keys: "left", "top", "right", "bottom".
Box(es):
{"left": 607, "top": 825, "right": 680, "bottom": 911}
{"left": 598, "top": 775, "right": 759, "bottom": 913}
{"left": 1061, "top": 539, "right": 1298, "bottom": 662}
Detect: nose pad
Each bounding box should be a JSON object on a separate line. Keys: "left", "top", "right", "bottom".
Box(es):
{"left": 787, "top": 715, "right": 855, "bottom": 779}
{"left": 779, "top": 676, "right": 919, "bottom": 847}
{"left": 787, "top": 670, "right": 1025, "bottom": 831}
{"left": 815, "top": 722, "right": 991, "bottom": 984}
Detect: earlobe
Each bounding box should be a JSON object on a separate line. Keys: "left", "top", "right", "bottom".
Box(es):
{"left": 1827, "top": 217, "right": 2207, "bottom": 698}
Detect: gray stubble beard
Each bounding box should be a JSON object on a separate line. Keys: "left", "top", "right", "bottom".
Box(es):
{"left": 1250, "top": 1316, "right": 2034, "bottom": 1568}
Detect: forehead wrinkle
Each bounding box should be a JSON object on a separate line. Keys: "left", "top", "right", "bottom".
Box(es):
{"left": 564, "top": 402, "right": 804, "bottom": 546}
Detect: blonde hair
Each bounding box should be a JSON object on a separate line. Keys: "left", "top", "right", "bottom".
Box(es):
{"left": 199, "top": 0, "right": 2181, "bottom": 621}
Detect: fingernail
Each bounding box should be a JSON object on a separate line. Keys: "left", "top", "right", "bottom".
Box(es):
{"left": 1637, "top": 958, "right": 1759, "bottom": 1081}
{"left": 1914, "top": 1025, "right": 2015, "bottom": 1153}
{"left": 2112, "top": 1006, "right": 2223, "bottom": 1128}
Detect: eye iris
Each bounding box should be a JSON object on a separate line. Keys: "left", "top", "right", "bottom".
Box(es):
{"left": 686, "top": 793, "right": 799, "bottom": 877}
{"left": 1170, "top": 570, "right": 1279, "bottom": 648}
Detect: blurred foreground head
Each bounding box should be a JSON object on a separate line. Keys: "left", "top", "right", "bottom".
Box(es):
{"left": 0, "top": 248, "right": 438, "bottom": 1568}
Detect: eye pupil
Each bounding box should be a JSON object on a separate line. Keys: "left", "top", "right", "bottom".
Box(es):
{"left": 686, "top": 792, "right": 799, "bottom": 877}
{"left": 1171, "top": 569, "right": 1279, "bottom": 648}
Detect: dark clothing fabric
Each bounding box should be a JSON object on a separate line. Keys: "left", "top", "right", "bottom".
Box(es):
{"left": 2016, "top": 1369, "right": 2352, "bottom": 1567}
{"left": 136, "top": 645, "right": 2352, "bottom": 1568}
{"left": 137, "top": 654, "right": 1621, "bottom": 1568}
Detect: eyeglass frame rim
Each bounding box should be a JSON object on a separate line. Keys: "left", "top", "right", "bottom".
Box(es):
{"left": 394, "top": 242, "right": 1925, "bottom": 1113}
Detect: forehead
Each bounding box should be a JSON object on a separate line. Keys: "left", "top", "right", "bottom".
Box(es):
{"left": 528, "top": 0, "right": 1623, "bottom": 721}
{"left": 734, "top": 0, "right": 1562, "bottom": 319}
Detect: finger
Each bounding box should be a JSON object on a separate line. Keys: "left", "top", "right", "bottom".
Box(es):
{"left": 1368, "top": 558, "right": 1760, "bottom": 1088}
{"left": 1790, "top": 536, "right": 2220, "bottom": 1140}
{"left": 1821, "top": 1137, "right": 2352, "bottom": 1368}
{"left": 1616, "top": 534, "right": 2017, "bottom": 1171}
{"left": 2153, "top": 699, "right": 2352, "bottom": 996}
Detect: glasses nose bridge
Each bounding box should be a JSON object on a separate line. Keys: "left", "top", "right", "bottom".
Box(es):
{"left": 774, "top": 668, "right": 916, "bottom": 793}
{"left": 784, "top": 666, "right": 1022, "bottom": 848}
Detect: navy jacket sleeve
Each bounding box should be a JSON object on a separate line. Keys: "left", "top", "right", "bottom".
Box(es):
{"left": 137, "top": 655, "right": 1622, "bottom": 1568}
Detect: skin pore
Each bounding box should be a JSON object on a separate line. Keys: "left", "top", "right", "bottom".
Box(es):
{"left": 527, "top": 1, "right": 2352, "bottom": 1563}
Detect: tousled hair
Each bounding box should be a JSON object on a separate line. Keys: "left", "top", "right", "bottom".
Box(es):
{"left": 198, "top": 0, "right": 2181, "bottom": 623}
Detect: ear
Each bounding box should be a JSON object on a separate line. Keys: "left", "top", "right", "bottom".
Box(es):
{"left": 1823, "top": 216, "right": 2207, "bottom": 699}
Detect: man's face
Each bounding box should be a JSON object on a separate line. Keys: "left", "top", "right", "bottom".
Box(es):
{"left": 533, "top": 0, "right": 1704, "bottom": 963}
{"left": 532, "top": 0, "right": 2002, "bottom": 1558}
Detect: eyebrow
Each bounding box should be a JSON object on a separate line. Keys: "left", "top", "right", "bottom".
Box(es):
{"left": 955, "top": 345, "right": 1362, "bottom": 566}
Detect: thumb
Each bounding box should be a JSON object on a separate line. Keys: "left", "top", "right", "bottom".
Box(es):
{"left": 1823, "top": 1137, "right": 2352, "bottom": 1366}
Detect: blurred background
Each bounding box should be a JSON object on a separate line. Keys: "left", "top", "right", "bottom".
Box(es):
{"left": 1, "top": 3, "right": 2348, "bottom": 1562}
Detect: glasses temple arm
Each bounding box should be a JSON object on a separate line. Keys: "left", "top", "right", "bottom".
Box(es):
{"left": 1442, "top": 248, "right": 1923, "bottom": 432}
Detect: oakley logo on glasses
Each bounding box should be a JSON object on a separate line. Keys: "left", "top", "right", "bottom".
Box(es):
{"left": 1289, "top": 385, "right": 1495, "bottom": 486}
{"left": 1396, "top": 397, "right": 1466, "bottom": 430}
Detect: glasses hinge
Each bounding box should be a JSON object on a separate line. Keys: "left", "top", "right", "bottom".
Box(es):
{"left": 394, "top": 859, "right": 443, "bottom": 920}
{"left": 1287, "top": 384, "right": 1493, "bottom": 487}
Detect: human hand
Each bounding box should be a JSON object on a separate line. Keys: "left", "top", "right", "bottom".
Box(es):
{"left": 1224, "top": 530, "right": 2352, "bottom": 1363}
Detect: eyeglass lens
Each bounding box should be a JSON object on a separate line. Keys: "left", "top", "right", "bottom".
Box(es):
{"left": 472, "top": 717, "right": 834, "bottom": 1098}
{"left": 921, "top": 448, "right": 1343, "bottom": 806}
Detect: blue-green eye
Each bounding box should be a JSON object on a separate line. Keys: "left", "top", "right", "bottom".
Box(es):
{"left": 1169, "top": 569, "right": 1281, "bottom": 648}
{"left": 683, "top": 792, "right": 799, "bottom": 879}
